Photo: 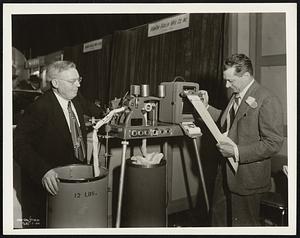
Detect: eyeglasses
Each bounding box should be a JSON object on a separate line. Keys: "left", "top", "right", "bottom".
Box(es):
{"left": 60, "top": 76, "right": 82, "bottom": 85}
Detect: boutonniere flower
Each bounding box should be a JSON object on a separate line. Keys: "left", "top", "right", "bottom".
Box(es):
{"left": 245, "top": 96, "right": 257, "bottom": 108}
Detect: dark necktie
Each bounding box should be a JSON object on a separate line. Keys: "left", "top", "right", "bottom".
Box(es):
{"left": 67, "top": 101, "right": 85, "bottom": 161}
{"left": 229, "top": 103, "right": 235, "bottom": 129}
{"left": 222, "top": 93, "right": 240, "bottom": 132}
{"left": 229, "top": 93, "right": 241, "bottom": 128}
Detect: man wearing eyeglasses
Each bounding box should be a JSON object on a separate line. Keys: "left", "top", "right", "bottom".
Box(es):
{"left": 14, "top": 61, "right": 105, "bottom": 228}
{"left": 199, "top": 54, "right": 284, "bottom": 226}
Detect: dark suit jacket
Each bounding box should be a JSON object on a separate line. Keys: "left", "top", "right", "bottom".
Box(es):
{"left": 208, "top": 81, "right": 284, "bottom": 195}
{"left": 14, "top": 90, "right": 104, "bottom": 186}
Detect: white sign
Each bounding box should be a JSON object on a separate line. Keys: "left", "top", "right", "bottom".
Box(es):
{"left": 83, "top": 39, "right": 102, "bottom": 53}
{"left": 148, "top": 14, "right": 189, "bottom": 37}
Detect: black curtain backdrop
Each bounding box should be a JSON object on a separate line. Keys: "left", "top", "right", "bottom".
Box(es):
{"left": 13, "top": 14, "right": 174, "bottom": 59}
{"left": 62, "top": 13, "right": 228, "bottom": 110}
{"left": 63, "top": 35, "right": 112, "bottom": 107}
{"left": 109, "top": 13, "right": 229, "bottom": 109}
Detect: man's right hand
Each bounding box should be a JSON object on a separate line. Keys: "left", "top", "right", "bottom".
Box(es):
{"left": 198, "top": 90, "right": 209, "bottom": 108}
{"left": 42, "top": 169, "right": 59, "bottom": 196}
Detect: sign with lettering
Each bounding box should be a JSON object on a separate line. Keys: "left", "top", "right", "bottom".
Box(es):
{"left": 148, "top": 14, "right": 190, "bottom": 37}
{"left": 83, "top": 39, "right": 102, "bottom": 53}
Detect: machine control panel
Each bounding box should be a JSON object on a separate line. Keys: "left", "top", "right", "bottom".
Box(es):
{"left": 109, "top": 123, "right": 183, "bottom": 140}
{"left": 129, "top": 127, "right": 173, "bottom": 138}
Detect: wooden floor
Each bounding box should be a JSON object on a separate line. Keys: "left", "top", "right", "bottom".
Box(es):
{"left": 168, "top": 208, "right": 210, "bottom": 227}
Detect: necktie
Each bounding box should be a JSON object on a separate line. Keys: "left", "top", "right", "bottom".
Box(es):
{"left": 67, "top": 101, "right": 86, "bottom": 161}
{"left": 223, "top": 93, "right": 241, "bottom": 132}
{"left": 233, "top": 94, "right": 241, "bottom": 114}
{"left": 229, "top": 93, "right": 241, "bottom": 128}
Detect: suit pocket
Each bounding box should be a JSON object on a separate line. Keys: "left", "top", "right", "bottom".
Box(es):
{"left": 238, "top": 160, "right": 271, "bottom": 190}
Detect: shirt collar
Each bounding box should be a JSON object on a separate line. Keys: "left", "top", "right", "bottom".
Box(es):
{"left": 53, "top": 90, "right": 70, "bottom": 109}
{"left": 238, "top": 79, "right": 254, "bottom": 100}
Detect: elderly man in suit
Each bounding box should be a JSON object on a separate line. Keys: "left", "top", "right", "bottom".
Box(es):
{"left": 14, "top": 61, "right": 105, "bottom": 227}
{"left": 200, "top": 54, "right": 284, "bottom": 226}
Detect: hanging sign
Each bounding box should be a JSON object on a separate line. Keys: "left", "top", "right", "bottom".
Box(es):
{"left": 148, "top": 14, "right": 190, "bottom": 37}
{"left": 83, "top": 39, "right": 102, "bottom": 53}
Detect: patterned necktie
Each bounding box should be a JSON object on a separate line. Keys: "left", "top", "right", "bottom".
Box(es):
{"left": 67, "top": 101, "right": 85, "bottom": 161}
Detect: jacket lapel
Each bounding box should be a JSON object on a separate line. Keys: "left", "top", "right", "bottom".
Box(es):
{"left": 49, "top": 91, "right": 73, "bottom": 146}
{"left": 234, "top": 80, "right": 259, "bottom": 124}
{"left": 220, "top": 94, "right": 235, "bottom": 127}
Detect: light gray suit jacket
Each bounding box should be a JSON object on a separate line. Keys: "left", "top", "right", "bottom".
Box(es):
{"left": 208, "top": 80, "right": 284, "bottom": 195}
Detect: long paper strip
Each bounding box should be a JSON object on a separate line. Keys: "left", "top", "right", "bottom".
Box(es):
{"left": 186, "top": 94, "right": 238, "bottom": 172}
{"left": 92, "top": 107, "right": 126, "bottom": 176}
{"left": 92, "top": 130, "right": 100, "bottom": 177}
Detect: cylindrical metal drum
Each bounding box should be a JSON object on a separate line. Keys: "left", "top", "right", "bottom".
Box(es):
{"left": 122, "top": 159, "right": 166, "bottom": 227}
{"left": 130, "top": 85, "right": 140, "bottom": 96}
{"left": 157, "top": 84, "right": 165, "bottom": 98}
{"left": 140, "top": 84, "right": 150, "bottom": 97}
{"left": 47, "top": 164, "right": 108, "bottom": 228}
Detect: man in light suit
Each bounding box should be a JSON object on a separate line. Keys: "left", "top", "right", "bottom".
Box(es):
{"left": 14, "top": 61, "right": 105, "bottom": 227}
{"left": 200, "top": 54, "right": 284, "bottom": 226}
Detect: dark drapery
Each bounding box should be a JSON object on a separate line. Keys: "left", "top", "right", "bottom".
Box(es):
{"left": 62, "top": 13, "right": 228, "bottom": 109}
{"left": 109, "top": 13, "right": 228, "bottom": 109}
{"left": 63, "top": 35, "right": 112, "bottom": 107}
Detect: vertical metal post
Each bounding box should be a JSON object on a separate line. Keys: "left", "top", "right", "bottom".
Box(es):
{"left": 163, "top": 141, "right": 168, "bottom": 226}
{"left": 192, "top": 138, "right": 209, "bottom": 212}
{"left": 104, "top": 133, "right": 109, "bottom": 168}
{"left": 116, "top": 140, "right": 129, "bottom": 228}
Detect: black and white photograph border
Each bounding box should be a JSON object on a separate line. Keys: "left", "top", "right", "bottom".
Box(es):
{"left": 3, "top": 2, "right": 297, "bottom": 236}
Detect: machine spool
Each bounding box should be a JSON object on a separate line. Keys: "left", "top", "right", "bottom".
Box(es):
{"left": 158, "top": 84, "right": 166, "bottom": 98}
{"left": 140, "top": 84, "right": 150, "bottom": 97}
{"left": 47, "top": 164, "right": 108, "bottom": 228}
{"left": 130, "top": 85, "right": 140, "bottom": 96}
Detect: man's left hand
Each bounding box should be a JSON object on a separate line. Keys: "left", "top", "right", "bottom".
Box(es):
{"left": 216, "top": 140, "right": 235, "bottom": 158}
{"left": 42, "top": 169, "right": 59, "bottom": 196}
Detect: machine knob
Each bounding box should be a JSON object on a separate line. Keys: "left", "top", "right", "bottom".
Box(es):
{"left": 144, "top": 103, "right": 152, "bottom": 112}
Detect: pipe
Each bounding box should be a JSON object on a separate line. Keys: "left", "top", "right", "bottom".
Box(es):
{"left": 116, "top": 140, "right": 129, "bottom": 227}
{"left": 192, "top": 138, "right": 209, "bottom": 212}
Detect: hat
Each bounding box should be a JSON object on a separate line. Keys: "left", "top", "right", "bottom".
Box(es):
{"left": 29, "top": 75, "right": 41, "bottom": 84}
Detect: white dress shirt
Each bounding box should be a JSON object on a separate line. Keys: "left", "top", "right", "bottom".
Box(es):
{"left": 234, "top": 79, "right": 254, "bottom": 111}
{"left": 53, "top": 91, "right": 80, "bottom": 130}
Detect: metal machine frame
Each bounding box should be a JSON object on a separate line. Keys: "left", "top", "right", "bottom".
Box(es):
{"left": 107, "top": 82, "right": 209, "bottom": 228}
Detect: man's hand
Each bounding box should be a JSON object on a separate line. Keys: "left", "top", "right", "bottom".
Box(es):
{"left": 216, "top": 136, "right": 237, "bottom": 158}
{"left": 42, "top": 169, "right": 59, "bottom": 196}
{"left": 198, "top": 90, "right": 209, "bottom": 108}
{"left": 216, "top": 141, "right": 235, "bottom": 157}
